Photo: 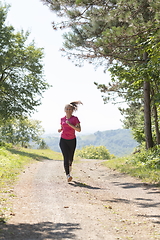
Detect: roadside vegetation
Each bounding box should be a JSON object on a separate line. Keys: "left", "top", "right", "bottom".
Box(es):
{"left": 76, "top": 145, "right": 115, "bottom": 160}
{"left": 0, "top": 144, "right": 63, "bottom": 189}
{"left": 103, "top": 145, "right": 160, "bottom": 186}
{"left": 76, "top": 145, "right": 160, "bottom": 186}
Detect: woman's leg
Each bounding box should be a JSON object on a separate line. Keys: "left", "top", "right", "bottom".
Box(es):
{"left": 59, "top": 138, "right": 70, "bottom": 175}
{"left": 68, "top": 138, "right": 76, "bottom": 167}
{"left": 59, "top": 138, "right": 76, "bottom": 176}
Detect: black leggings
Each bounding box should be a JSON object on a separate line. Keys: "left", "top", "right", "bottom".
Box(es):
{"left": 59, "top": 137, "right": 76, "bottom": 175}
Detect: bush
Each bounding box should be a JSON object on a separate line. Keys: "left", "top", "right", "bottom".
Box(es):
{"left": 127, "top": 145, "right": 160, "bottom": 169}
{"left": 76, "top": 145, "right": 113, "bottom": 160}
{"left": 104, "top": 145, "right": 160, "bottom": 185}
{"left": 0, "top": 141, "right": 12, "bottom": 148}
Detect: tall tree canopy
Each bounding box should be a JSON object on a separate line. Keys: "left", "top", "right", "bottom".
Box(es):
{"left": 0, "top": 4, "right": 50, "bottom": 121}
{"left": 41, "top": 0, "right": 160, "bottom": 149}
{"left": 41, "top": 0, "right": 159, "bottom": 65}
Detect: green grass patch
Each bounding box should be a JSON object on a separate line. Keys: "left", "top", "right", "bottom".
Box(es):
{"left": 103, "top": 153, "right": 160, "bottom": 186}
{"left": 0, "top": 146, "right": 63, "bottom": 222}
{"left": 0, "top": 147, "right": 63, "bottom": 187}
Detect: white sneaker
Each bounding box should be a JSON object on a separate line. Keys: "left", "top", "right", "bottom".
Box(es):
{"left": 67, "top": 174, "right": 72, "bottom": 182}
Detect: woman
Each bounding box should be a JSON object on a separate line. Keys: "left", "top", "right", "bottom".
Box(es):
{"left": 58, "top": 101, "right": 82, "bottom": 182}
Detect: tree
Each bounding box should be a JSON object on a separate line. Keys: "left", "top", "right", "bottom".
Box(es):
{"left": 41, "top": 0, "right": 159, "bottom": 63}
{"left": 41, "top": 0, "right": 160, "bottom": 148}
{"left": 0, "top": 116, "right": 45, "bottom": 147}
{"left": 120, "top": 103, "right": 145, "bottom": 145}
{"left": 96, "top": 59, "right": 160, "bottom": 146}
{"left": 0, "top": 4, "right": 50, "bottom": 121}
{"left": 38, "top": 139, "right": 49, "bottom": 149}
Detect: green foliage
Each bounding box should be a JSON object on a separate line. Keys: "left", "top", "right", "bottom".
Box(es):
{"left": 0, "top": 141, "right": 12, "bottom": 148}
{"left": 104, "top": 146, "right": 160, "bottom": 185}
{"left": 0, "top": 4, "right": 50, "bottom": 120}
{"left": 0, "top": 117, "right": 45, "bottom": 147}
{"left": 76, "top": 145, "right": 113, "bottom": 159}
{"left": 38, "top": 139, "right": 49, "bottom": 149}
{"left": 119, "top": 103, "right": 146, "bottom": 144}
{"left": 104, "top": 61, "right": 160, "bottom": 146}
{"left": 42, "top": 0, "right": 160, "bottom": 65}
{"left": 128, "top": 146, "right": 160, "bottom": 170}
{"left": 0, "top": 147, "right": 29, "bottom": 185}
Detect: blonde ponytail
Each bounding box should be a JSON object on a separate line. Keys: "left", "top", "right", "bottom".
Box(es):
{"left": 69, "top": 101, "right": 83, "bottom": 111}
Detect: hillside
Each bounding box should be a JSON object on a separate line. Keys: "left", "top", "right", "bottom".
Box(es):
{"left": 42, "top": 129, "right": 138, "bottom": 157}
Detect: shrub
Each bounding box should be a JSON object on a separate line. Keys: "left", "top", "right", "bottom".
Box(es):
{"left": 127, "top": 145, "right": 160, "bottom": 169}
{"left": 76, "top": 145, "right": 113, "bottom": 160}
{"left": 0, "top": 141, "right": 12, "bottom": 148}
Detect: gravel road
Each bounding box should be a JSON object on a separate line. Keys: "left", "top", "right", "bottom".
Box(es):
{"left": 0, "top": 159, "right": 160, "bottom": 240}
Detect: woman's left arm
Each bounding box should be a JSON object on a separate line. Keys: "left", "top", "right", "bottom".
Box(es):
{"left": 66, "top": 121, "right": 81, "bottom": 132}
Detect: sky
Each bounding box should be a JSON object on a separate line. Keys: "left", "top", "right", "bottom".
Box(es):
{"left": 3, "top": 0, "right": 125, "bottom": 134}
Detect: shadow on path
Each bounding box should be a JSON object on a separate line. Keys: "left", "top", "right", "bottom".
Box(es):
{"left": 112, "top": 181, "right": 160, "bottom": 190}
{"left": 137, "top": 214, "right": 160, "bottom": 224}
{"left": 102, "top": 197, "right": 160, "bottom": 224}
{"left": 0, "top": 221, "right": 81, "bottom": 240}
{"left": 105, "top": 197, "right": 160, "bottom": 209}
{"left": 69, "top": 181, "right": 101, "bottom": 190}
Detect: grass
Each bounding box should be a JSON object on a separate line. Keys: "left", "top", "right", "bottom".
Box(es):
{"left": 0, "top": 146, "right": 63, "bottom": 222}
{"left": 103, "top": 155, "right": 160, "bottom": 186}
{"left": 0, "top": 147, "right": 63, "bottom": 187}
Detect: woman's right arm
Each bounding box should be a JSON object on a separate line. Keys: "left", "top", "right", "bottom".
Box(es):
{"left": 58, "top": 125, "right": 62, "bottom": 133}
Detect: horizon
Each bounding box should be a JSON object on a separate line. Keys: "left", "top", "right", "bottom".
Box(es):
{"left": 42, "top": 127, "right": 128, "bottom": 136}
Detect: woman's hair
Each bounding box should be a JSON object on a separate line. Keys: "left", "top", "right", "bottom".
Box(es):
{"left": 68, "top": 101, "right": 83, "bottom": 111}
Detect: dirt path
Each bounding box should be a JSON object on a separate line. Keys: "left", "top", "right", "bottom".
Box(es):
{"left": 0, "top": 159, "right": 160, "bottom": 240}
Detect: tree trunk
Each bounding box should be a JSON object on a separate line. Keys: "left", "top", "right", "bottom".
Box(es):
{"left": 153, "top": 104, "right": 160, "bottom": 145}
{"left": 143, "top": 80, "right": 154, "bottom": 149}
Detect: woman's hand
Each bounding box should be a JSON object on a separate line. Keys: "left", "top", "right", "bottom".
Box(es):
{"left": 66, "top": 121, "right": 81, "bottom": 132}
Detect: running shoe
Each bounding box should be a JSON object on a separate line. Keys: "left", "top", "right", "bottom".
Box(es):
{"left": 67, "top": 174, "right": 72, "bottom": 182}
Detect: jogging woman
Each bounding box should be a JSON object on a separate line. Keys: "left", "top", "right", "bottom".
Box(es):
{"left": 58, "top": 101, "right": 82, "bottom": 182}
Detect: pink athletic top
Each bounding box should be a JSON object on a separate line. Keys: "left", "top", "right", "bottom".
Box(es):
{"left": 60, "top": 115, "right": 80, "bottom": 140}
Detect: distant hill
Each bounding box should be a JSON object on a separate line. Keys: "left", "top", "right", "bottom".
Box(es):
{"left": 42, "top": 129, "right": 138, "bottom": 157}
